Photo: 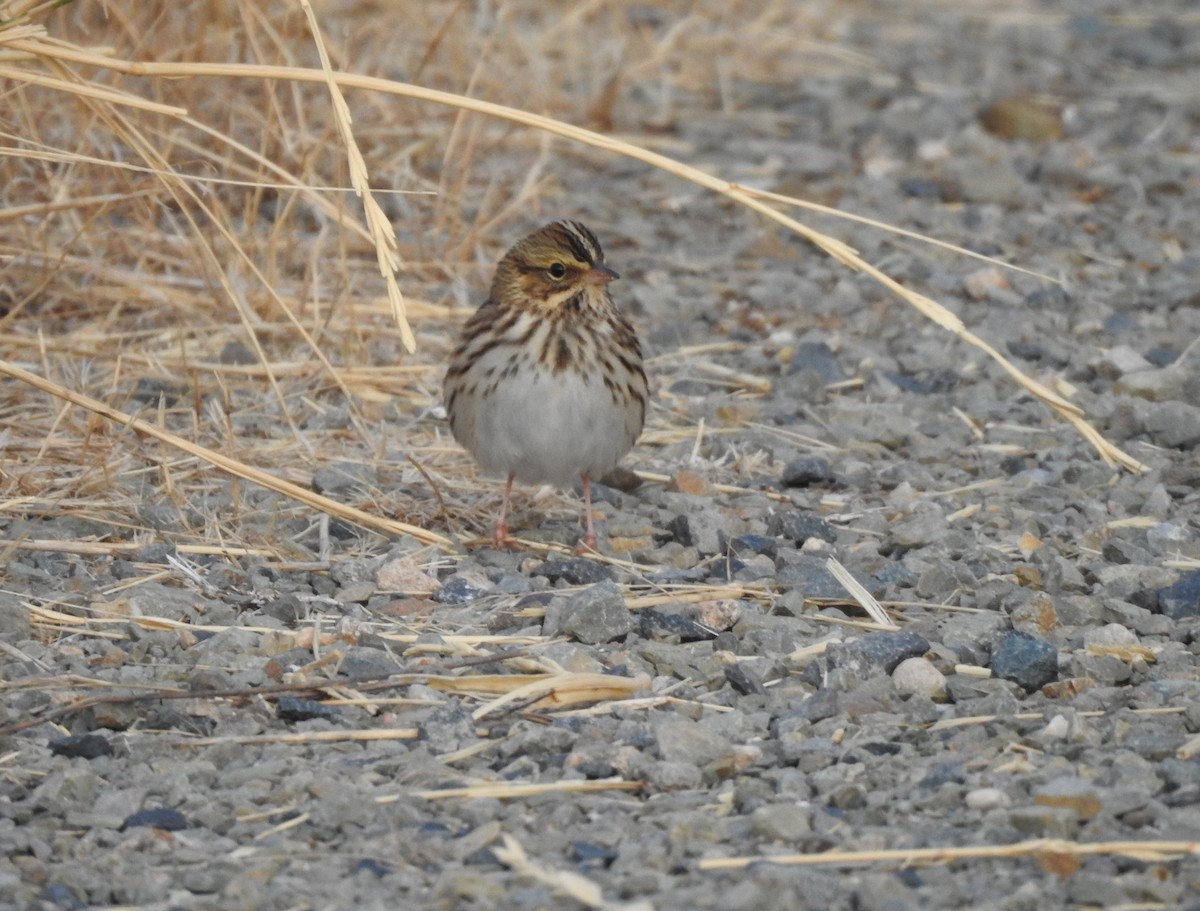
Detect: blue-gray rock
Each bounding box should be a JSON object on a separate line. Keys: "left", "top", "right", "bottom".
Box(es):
{"left": 654, "top": 717, "right": 733, "bottom": 767}
{"left": 1159, "top": 758, "right": 1200, "bottom": 790}
{"left": 0, "top": 595, "right": 31, "bottom": 639}
{"left": 639, "top": 608, "right": 715, "bottom": 642}
{"left": 312, "top": 461, "right": 378, "bottom": 495}
{"left": 417, "top": 703, "right": 479, "bottom": 753}
{"left": 569, "top": 841, "right": 619, "bottom": 869}
{"left": 783, "top": 737, "right": 840, "bottom": 771}
{"left": 728, "top": 534, "right": 778, "bottom": 558}
{"left": 826, "top": 631, "right": 930, "bottom": 676}
{"left": 1007, "top": 339, "right": 1047, "bottom": 361}
{"left": 1102, "top": 538, "right": 1154, "bottom": 565}
{"left": 535, "top": 558, "right": 614, "bottom": 586}
{"left": 433, "top": 574, "right": 490, "bottom": 604}
{"left": 729, "top": 554, "right": 777, "bottom": 583}
{"left": 882, "top": 369, "right": 960, "bottom": 394}
{"left": 1139, "top": 401, "right": 1200, "bottom": 449}
{"left": 122, "top": 808, "right": 188, "bottom": 831}
{"left": 776, "top": 556, "right": 864, "bottom": 600}
{"left": 768, "top": 511, "right": 837, "bottom": 545}
{"left": 644, "top": 760, "right": 703, "bottom": 791}
{"left": 874, "top": 562, "right": 918, "bottom": 588}
{"left": 262, "top": 594, "right": 306, "bottom": 623}
{"left": 544, "top": 580, "right": 633, "bottom": 644}
{"left": 724, "top": 661, "right": 768, "bottom": 696}
{"left": 990, "top": 631, "right": 1058, "bottom": 692}
{"left": 40, "top": 884, "right": 84, "bottom": 910}
{"left": 668, "top": 509, "right": 727, "bottom": 555}
{"left": 48, "top": 734, "right": 113, "bottom": 760}
{"left": 131, "top": 376, "right": 185, "bottom": 404}
{"left": 276, "top": 697, "right": 341, "bottom": 722}
{"left": 1158, "top": 570, "right": 1200, "bottom": 620}
{"left": 335, "top": 580, "right": 376, "bottom": 604}
{"left": 219, "top": 340, "right": 256, "bottom": 365}
{"left": 331, "top": 558, "right": 380, "bottom": 585}
{"left": 791, "top": 687, "right": 841, "bottom": 722}
{"left": 889, "top": 510, "right": 946, "bottom": 548}
{"left": 644, "top": 567, "right": 710, "bottom": 585}
{"left": 915, "top": 562, "right": 973, "bottom": 600}
{"left": 750, "top": 803, "right": 812, "bottom": 841}
{"left": 918, "top": 763, "right": 966, "bottom": 790}
{"left": 353, "top": 859, "right": 393, "bottom": 878}
{"left": 780, "top": 457, "right": 835, "bottom": 488}
{"left": 133, "top": 541, "right": 178, "bottom": 563}
{"left": 785, "top": 341, "right": 847, "bottom": 384}
{"left": 337, "top": 648, "right": 402, "bottom": 678}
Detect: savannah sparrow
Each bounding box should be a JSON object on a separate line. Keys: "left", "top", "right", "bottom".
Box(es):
{"left": 444, "top": 220, "right": 647, "bottom": 549}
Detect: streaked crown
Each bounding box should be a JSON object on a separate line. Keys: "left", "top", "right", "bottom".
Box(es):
{"left": 490, "top": 220, "right": 618, "bottom": 311}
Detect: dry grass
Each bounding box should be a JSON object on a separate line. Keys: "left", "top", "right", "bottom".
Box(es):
{"left": 0, "top": 1, "right": 862, "bottom": 562}
{"left": 699, "top": 837, "right": 1200, "bottom": 871}
{"left": 0, "top": 1, "right": 1141, "bottom": 569}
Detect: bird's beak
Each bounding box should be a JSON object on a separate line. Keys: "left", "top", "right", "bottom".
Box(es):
{"left": 585, "top": 264, "right": 619, "bottom": 286}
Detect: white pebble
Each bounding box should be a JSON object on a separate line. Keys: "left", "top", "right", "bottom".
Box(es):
{"left": 1039, "top": 714, "right": 1071, "bottom": 739}
{"left": 965, "top": 787, "right": 1012, "bottom": 811}
{"left": 892, "top": 657, "right": 947, "bottom": 701}
{"left": 1083, "top": 623, "right": 1137, "bottom": 649}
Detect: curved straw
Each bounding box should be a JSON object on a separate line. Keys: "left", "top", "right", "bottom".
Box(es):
{"left": 0, "top": 358, "right": 454, "bottom": 550}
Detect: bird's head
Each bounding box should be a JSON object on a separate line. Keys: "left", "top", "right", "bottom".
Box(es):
{"left": 490, "top": 220, "right": 618, "bottom": 312}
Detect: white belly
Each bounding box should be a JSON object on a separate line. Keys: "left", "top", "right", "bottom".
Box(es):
{"left": 452, "top": 358, "right": 638, "bottom": 487}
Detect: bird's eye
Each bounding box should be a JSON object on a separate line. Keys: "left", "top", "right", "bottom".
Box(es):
{"left": 547, "top": 262, "right": 567, "bottom": 280}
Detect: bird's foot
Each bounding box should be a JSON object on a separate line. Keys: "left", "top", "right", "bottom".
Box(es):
{"left": 491, "top": 520, "right": 516, "bottom": 549}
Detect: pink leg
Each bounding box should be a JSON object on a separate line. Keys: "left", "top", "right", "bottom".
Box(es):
{"left": 580, "top": 472, "right": 597, "bottom": 550}
{"left": 493, "top": 474, "right": 515, "bottom": 547}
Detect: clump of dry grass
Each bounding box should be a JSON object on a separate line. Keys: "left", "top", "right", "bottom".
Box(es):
{"left": 0, "top": 0, "right": 863, "bottom": 564}
{"left": 1, "top": 1, "right": 483, "bottom": 560}
{"left": 0, "top": 0, "right": 1142, "bottom": 575}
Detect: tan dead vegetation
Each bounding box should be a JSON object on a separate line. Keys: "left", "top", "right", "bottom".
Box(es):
{"left": 1, "top": 1, "right": 1142, "bottom": 646}
{"left": 0, "top": 2, "right": 876, "bottom": 561}
{"left": 0, "top": 2, "right": 1142, "bottom": 571}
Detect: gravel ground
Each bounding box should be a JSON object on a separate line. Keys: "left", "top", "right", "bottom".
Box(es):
{"left": 5, "top": 3, "right": 1200, "bottom": 910}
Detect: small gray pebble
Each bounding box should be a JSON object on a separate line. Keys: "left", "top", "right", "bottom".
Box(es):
{"left": 780, "top": 457, "right": 835, "bottom": 488}
{"left": 768, "top": 511, "right": 837, "bottom": 544}
{"left": 1157, "top": 570, "right": 1200, "bottom": 620}
{"left": 990, "top": 631, "right": 1058, "bottom": 693}
{"left": 826, "top": 631, "right": 931, "bottom": 676}
{"left": 545, "top": 580, "right": 633, "bottom": 644}
{"left": 534, "top": 558, "right": 614, "bottom": 585}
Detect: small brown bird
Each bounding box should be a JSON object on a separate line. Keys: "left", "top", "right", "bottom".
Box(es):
{"left": 444, "top": 221, "right": 647, "bottom": 548}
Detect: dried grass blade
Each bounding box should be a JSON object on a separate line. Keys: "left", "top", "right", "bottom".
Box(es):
{"left": 471, "top": 672, "right": 651, "bottom": 720}
{"left": 494, "top": 835, "right": 654, "bottom": 911}
{"left": 411, "top": 780, "right": 642, "bottom": 801}
{"left": 734, "top": 184, "right": 1060, "bottom": 285}
{"left": 698, "top": 837, "right": 1200, "bottom": 870}
{"left": 298, "top": 0, "right": 413, "bottom": 352}
{"left": 0, "top": 358, "right": 453, "bottom": 548}
{"left": 175, "top": 728, "right": 419, "bottom": 747}
{"left": 0, "top": 539, "right": 274, "bottom": 558}
{"left": 0, "top": 62, "right": 185, "bottom": 115}
{"left": 825, "top": 557, "right": 898, "bottom": 630}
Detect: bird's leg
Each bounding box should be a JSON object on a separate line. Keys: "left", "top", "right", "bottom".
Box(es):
{"left": 578, "top": 472, "right": 598, "bottom": 551}
{"left": 493, "top": 474, "right": 515, "bottom": 547}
